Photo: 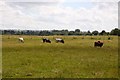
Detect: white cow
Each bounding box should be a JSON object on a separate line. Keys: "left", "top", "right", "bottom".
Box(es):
{"left": 19, "top": 37, "right": 24, "bottom": 43}
{"left": 55, "top": 38, "right": 64, "bottom": 43}
{"left": 55, "top": 38, "right": 62, "bottom": 41}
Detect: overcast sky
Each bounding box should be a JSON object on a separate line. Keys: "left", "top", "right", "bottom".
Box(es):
{"left": 0, "top": 0, "right": 119, "bottom": 32}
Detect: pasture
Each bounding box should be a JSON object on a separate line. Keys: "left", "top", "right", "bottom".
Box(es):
{"left": 2, "top": 35, "right": 118, "bottom": 78}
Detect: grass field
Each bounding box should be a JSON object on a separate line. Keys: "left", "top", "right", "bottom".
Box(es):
{"left": 2, "top": 35, "right": 118, "bottom": 78}
{"left": 0, "top": 35, "right": 2, "bottom": 79}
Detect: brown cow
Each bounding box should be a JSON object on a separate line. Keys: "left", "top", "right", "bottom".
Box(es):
{"left": 94, "top": 41, "right": 103, "bottom": 47}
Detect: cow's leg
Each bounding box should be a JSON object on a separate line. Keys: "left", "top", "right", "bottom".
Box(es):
{"left": 100, "top": 45, "right": 102, "bottom": 47}
{"left": 43, "top": 40, "right": 45, "bottom": 43}
{"left": 94, "top": 44, "right": 96, "bottom": 47}
{"left": 21, "top": 40, "right": 24, "bottom": 43}
{"left": 62, "top": 40, "right": 64, "bottom": 43}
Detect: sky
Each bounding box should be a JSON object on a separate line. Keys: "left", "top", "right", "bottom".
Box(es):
{"left": 0, "top": 0, "right": 119, "bottom": 32}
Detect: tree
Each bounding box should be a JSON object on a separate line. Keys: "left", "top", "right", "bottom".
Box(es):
{"left": 86, "top": 30, "right": 92, "bottom": 35}
{"left": 75, "top": 29, "right": 80, "bottom": 35}
{"left": 110, "top": 28, "right": 120, "bottom": 36}
{"left": 106, "top": 32, "right": 110, "bottom": 35}
{"left": 39, "top": 30, "right": 51, "bottom": 36}
{"left": 60, "top": 30, "right": 68, "bottom": 35}
{"left": 92, "top": 30, "right": 99, "bottom": 35}
{"left": 68, "top": 31, "right": 75, "bottom": 35}
{"left": 99, "top": 30, "right": 106, "bottom": 35}
{"left": 75, "top": 29, "right": 80, "bottom": 33}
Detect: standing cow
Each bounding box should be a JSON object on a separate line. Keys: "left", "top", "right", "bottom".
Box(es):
{"left": 19, "top": 37, "right": 24, "bottom": 43}
{"left": 42, "top": 38, "right": 51, "bottom": 43}
{"left": 55, "top": 38, "right": 64, "bottom": 43}
{"left": 94, "top": 41, "right": 103, "bottom": 47}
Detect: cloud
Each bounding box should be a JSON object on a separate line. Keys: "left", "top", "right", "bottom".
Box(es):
{"left": 3, "top": 0, "right": 65, "bottom": 3}
{"left": 0, "top": 0, "right": 118, "bottom": 31}
{"left": 91, "top": 0, "right": 119, "bottom": 2}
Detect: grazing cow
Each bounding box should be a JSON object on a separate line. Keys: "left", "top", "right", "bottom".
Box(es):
{"left": 94, "top": 41, "right": 103, "bottom": 47}
{"left": 108, "top": 37, "right": 111, "bottom": 40}
{"left": 55, "top": 38, "right": 64, "bottom": 43}
{"left": 19, "top": 37, "right": 24, "bottom": 43}
{"left": 42, "top": 38, "right": 51, "bottom": 43}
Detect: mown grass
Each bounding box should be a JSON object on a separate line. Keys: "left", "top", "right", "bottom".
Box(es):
{"left": 2, "top": 35, "right": 118, "bottom": 78}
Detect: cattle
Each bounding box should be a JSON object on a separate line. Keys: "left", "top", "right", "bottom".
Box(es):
{"left": 55, "top": 38, "right": 64, "bottom": 43}
{"left": 42, "top": 38, "right": 51, "bottom": 43}
{"left": 94, "top": 41, "right": 103, "bottom": 47}
{"left": 108, "top": 37, "right": 111, "bottom": 40}
{"left": 19, "top": 37, "right": 24, "bottom": 43}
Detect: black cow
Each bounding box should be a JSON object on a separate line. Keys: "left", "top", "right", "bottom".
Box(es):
{"left": 94, "top": 41, "right": 103, "bottom": 47}
{"left": 108, "top": 37, "right": 111, "bottom": 40}
{"left": 42, "top": 38, "right": 51, "bottom": 43}
{"left": 55, "top": 38, "right": 64, "bottom": 43}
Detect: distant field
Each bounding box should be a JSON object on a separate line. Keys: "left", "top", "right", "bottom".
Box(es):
{"left": 2, "top": 35, "right": 118, "bottom": 78}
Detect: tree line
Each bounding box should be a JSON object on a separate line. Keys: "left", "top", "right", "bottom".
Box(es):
{"left": 1, "top": 28, "right": 120, "bottom": 36}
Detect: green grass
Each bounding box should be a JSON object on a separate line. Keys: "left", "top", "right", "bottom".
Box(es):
{"left": 2, "top": 35, "right": 118, "bottom": 78}
{"left": 0, "top": 35, "right": 2, "bottom": 79}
